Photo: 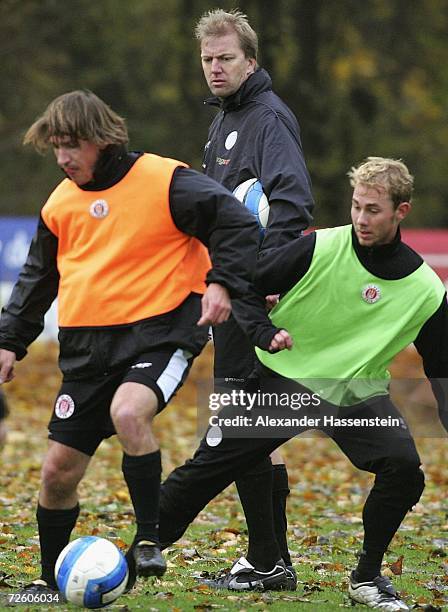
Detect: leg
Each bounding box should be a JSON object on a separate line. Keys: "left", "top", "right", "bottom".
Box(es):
{"left": 158, "top": 430, "right": 293, "bottom": 592}
{"left": 25, "top": 373, "right": 121, "bottom": 594}
{"left": 331, "top": 399, "right": 423, "bottom": 610}
{"left": 159, "top": 431, "right": 283, "bottom": 547}
{"left": 234, "top": 448, "right": 292, "bottom": 572}
{"left": 38, "top": 441, "right": 91, "bottom": 587}
{"left": 116, "top": 347, "right": 196, "bottom": 584}
{"left": 0, "top": 417, "right": 7, "bottom": 450}
{"left": 0, "top": 389, "right": 9, "bottom": 450}
{"left": 270, "top": 450, "right": 292, "bottom": 567}
{"left": 356, "top": 442, "right": 424, "bottom": 580}
{"left": 111, "top": 381, "right": 159, "bottom": 455}
{"left": 346, "top": 435, "right": 421, "bottom": 611}
{"left": 213, "top": 357, "right": 291, "bottom": 574}
{"left": 235, "top": 456, "right": 280, "bottom": 571}
{"left": 111, "top": 382, "right": 165, "bottom": 577}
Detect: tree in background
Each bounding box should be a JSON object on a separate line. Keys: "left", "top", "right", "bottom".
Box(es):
{"left": 1, "top": 0, "right": 447, "bottom": 226}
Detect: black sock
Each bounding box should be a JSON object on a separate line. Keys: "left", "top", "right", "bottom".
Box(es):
{"left": 37, "top": 503, "right": 80, "bottom": 589}
{"left": 355, "top": 495, "right": 411, "bottom": 581}
{"left": 122, "top": 450, "right": 162, "bottom": 546}
{"left": 236, "top": 458, "right": 280, "bottom": 571}
{"left": 354, "top": 550, "right": 384, "bottom": 583}
{"left": 272, "top": 464, "right": 291, "bottom": 566}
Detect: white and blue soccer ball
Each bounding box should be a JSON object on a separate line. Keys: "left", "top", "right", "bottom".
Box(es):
{"left": 233, "top": 178, "right": 270, "bottom": 236}
{"left": 55, "top": 536, "right": 129, "bottom": 609}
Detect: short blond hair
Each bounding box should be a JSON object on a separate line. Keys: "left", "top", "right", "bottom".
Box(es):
{"left": 23, "top": 90, "right": 128, "bottom": 153}
{"left": 348, "top": 156, "right": 414, "bottom": 207}
{"left": 195, "top": 8, "right": 258, "bottom": 61}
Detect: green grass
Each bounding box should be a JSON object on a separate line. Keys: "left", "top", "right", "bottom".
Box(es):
{"left": 2, "top": 482, "right": 446, "bottom": 611}
{"left": 1, "top": 345, "right": 447, "bottom": 610}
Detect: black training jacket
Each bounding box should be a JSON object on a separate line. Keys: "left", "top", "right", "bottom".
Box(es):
{"left": 0, "top": 148, "right": 279, "bottom": 379}
{"left": 202, "top": 68, "right": 314, "bottom": 251}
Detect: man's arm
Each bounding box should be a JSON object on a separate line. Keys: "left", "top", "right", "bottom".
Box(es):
{"left": 197, "top": 283, "right": 292, "bottom": 352}
{"left": 0, "top": 217, "right": 59, "bottom": 360}
{"left": 255, "top": 232, "right": 316, "bottom": 296}
{"left": 414, "top": 294, "right": 448, "bottom": 432}
{"left": 256, "top": 114, "right": 314, "bottom": 251}
{"left": 169, "top": 168, "right": 292, "bottom": 350}
{"left": 169, "top": 167, "right": 260, "bottom": 299}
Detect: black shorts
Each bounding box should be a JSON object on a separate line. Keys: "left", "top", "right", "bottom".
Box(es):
{"left": 48, "top": 348, "right": 193, "bottom": 455}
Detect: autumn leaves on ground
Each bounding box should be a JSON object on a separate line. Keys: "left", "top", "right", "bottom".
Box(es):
{"left": 1, "top": 343, "right": 447, "bottom": 611}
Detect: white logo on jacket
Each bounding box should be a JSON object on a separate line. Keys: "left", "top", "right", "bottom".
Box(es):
{"left": 224, "top": 131, "right": 238, "bottom": 150}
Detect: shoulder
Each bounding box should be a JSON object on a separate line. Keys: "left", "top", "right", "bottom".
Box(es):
{"left": 395, "top": 241, "right": 425, "bottom": 274}
{"left": 42, "top": 178, "right": 74, "bottom": 213}
{"left": 245, "top": 94, "right": 300, "bottom": 139}
{"left": 399, "top": 240, "right": 424, "bottom": 264}
{"left": 253, "top": 89, "right": 297, "bottom": 117}
{"left": 316, "top": 225, "right": 351, "bottom": 243}
{"left": 138, "top": 153, "right": 188, "bottom": 171}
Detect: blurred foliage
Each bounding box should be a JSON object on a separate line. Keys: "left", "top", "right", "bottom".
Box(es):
{"left": 1, "top": 0, "right": 447, "bottom": 227}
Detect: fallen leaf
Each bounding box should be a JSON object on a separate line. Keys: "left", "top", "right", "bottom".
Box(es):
{"left": 388, "top": 555, "right": 404, "bottom": 576}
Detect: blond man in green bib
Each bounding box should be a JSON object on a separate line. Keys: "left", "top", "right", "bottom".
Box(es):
{"left": 158, "top": 157, "right": 448, "bottom": 611}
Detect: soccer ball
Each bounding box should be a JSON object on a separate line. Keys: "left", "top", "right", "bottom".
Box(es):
{"left": 233, "top": 178, "right": 270, "bottom": 236}
{"left": 55, "top": 536, "right": 129, "bottom": 608}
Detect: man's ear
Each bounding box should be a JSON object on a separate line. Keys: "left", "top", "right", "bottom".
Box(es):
{"left": 396, "top": 201, "right": 411, "bottom": 222}
{"left": 247, "top": 57, "right": 257, "bottom": 75}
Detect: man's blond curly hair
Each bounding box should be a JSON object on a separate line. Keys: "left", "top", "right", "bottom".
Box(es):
{"left": 348, "top": 157, "right": 414, "bottom": 207}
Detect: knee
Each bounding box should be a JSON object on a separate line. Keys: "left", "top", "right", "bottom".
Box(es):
{"left": 395, "top": 455, "right": 424, "bottom": 483}
{"left": 380, "top": 456, "right": 425, "bottom": 505}
{"left": 399, "top": 465, "right": 425, "bottom": 507}
{"left": 110, "top": 401, "right": 145, "bottom": 432}
{"left": 41, "top": 457, "right": 80, "bottom": 499}
{"left": 110, "top": 401, "right": 133, "bottom": 430}
{"left": 402, "top": 463, "right": 425, "bottom": 501}
{"left": 110, "top": 400, "right": 155, "bottom": 432}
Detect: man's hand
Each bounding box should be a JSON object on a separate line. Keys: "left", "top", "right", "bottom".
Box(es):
{"left": 268, "top": 329, "right": 293, "bottom": 352}
{"left": 197, "top": 283, "right": 231, "bottom": 326}
{"left": 0, "top": 349, "right": 16, "bottom": 384}
{"left": 265, "top": 294, "right": 279, "bottom": 311}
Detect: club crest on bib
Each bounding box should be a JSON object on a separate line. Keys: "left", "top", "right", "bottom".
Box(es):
{"left": 362, "top": 284, "right": 381, "bottom": 304}
{"left": 89, "top": 199, "right": 109, "bottom": 219}
{"left": 55, "top": 394, "right": 75, "bottom": 419}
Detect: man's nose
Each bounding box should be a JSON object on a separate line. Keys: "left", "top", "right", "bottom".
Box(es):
{"left": 357, "top": 211, "right": 368, "bottom": 224}
{"left": 56, "top": 148, "right": 70, "bottom": 166}
{"left": 211, "top": 58, "right": 222, "bottom": 73}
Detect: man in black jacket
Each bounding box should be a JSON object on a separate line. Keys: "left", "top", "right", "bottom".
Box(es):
{"left": 195, "top": 8, "right": 314, "bottom": 589}
{"left": 0, "top": 89, "right": 291, "bottom": 597}
{"left": 158, "top": 157, "right": 448, "bottom": 611}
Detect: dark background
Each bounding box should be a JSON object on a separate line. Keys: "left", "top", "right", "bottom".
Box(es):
{"left": 1, "top": 0, "right": 447, "bottom": 227}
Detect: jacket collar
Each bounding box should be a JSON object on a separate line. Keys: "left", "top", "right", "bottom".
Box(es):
{"left": 204, "top": 68, "right": 273, "bottom": 112}
{"left": 351, "top": 225, "right": 402, "bottom": 261}
{"left": 72, "top": 146, "right": 143, "bottom": 191}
